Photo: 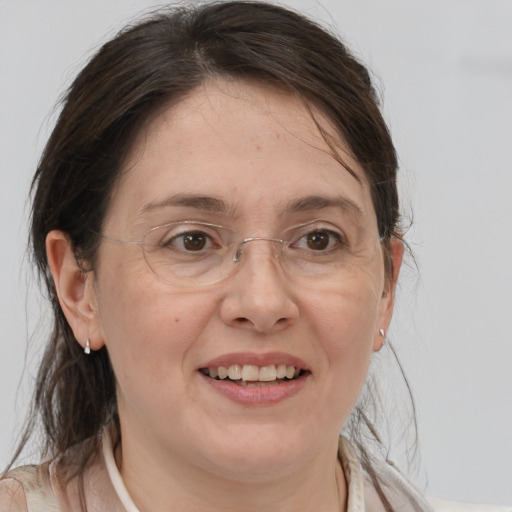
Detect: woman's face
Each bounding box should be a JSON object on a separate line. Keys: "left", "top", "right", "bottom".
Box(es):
{"left": 88, "top": 80, "right": 400, "bottom": 481}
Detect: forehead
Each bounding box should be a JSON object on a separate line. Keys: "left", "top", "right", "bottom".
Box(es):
{"left": 105, "top": 79, "right": 376, "bottom": 231}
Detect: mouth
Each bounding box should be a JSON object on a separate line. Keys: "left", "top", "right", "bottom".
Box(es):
{"left": 199, "top": 364, "right": 308, "bottom": 387}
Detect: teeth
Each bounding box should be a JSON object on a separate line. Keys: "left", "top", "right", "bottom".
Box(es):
{"left": 227, "top": 364, "right": 242, "bottom": 380}
{"left": 204, "top": 364, "right": 303, "bottom": 382}
{"left": 234, "top": 380, "right": 281, "bottom": 387}
{"left": 258, "top": 365, "right": 277, "bottom": 381}
{"left": 276, "top": 364, "right": 287, "bottom": 379}
{"left": 241, "top": 365, "right": 259, "bottom": 381}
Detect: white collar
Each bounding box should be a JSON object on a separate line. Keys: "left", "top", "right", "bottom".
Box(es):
{"left": 102, "top": 429, "right": 141, "bottom": 512}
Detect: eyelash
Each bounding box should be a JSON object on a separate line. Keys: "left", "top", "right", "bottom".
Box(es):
{"left": 160, "top": 227, "right": 347, "bottom": 253}
{"left": 292, "top": 229, "right": 346, "bottom": 252}
{"left": 164, "top": 231, "right": 217, "bottom": 251}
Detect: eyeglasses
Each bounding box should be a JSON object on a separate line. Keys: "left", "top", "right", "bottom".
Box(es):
{"left": 95, "top": 220, "right": 382, "bottom": 287}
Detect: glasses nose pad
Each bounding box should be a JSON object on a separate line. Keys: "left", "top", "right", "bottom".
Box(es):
{"left": 232, "top": 237, "right": 285, "bottom": 264}
{"left": 233, "top": 245, "right": 243, "bottom": 263}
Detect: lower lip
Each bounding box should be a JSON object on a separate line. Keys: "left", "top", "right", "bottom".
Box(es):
{"left": 200, "top": 372, "right": 309, "bottom": 405}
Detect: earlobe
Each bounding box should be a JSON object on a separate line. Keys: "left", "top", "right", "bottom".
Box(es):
{"left": 46, "top": 230, "right": 104, "bottom": 351}
{"left": 373, "top": 328, "right": 386, "bottom": 352}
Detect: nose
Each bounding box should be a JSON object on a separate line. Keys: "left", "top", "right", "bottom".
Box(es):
{"left": 219, "top": 240, "right": 299, "bottom": 334}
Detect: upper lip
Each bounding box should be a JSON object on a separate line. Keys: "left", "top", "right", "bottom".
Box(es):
{"left": 199, "top": 351, "right": 309, "bottom": 371}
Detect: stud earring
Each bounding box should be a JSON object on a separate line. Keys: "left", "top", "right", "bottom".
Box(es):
{"left": 84, "top": 338, "right": 91, "bottom": 355}
{"left": 375, "top": 328, "right": 386, "bottom": 352}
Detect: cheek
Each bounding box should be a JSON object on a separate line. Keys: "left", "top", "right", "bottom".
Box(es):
{"left": 292, "top": 280, "right": 381, "bottom": 436}
{"left": 94, "top": 258, "right": 217, "bottom": 386}
{"left": 308, "top": 266, "right": 382, "bottom": 341}
{"left": 306, "top": 270, "right": 383, "bottom": 382}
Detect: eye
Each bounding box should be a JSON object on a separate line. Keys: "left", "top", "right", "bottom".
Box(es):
{"left": 305, "top": 231, "right": 331, "bottom": 250}
{"left": 182, "top": 232, "right": 209, "bottom": 251}
{"left": 291, "top": 225, "right": 346, "bottom": 253}
{"left": 165, "top": 231, "right": 213, "bottom": 252}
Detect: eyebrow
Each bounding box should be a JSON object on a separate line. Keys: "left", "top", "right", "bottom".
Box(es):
{"left": 140, "top": 193, "right": 363, "bottom": 218}
{"left": 140, "top": 194, "right": 231, "bottom": 215}
{"left": 282, "top": 195, "right": 363, "bottom": 216}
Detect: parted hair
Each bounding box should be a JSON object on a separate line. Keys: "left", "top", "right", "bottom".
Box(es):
{"left": 8, "top": 2, "right": 421, "bottom": 511}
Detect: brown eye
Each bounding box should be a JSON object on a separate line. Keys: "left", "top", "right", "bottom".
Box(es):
{"left": 291, "top": 226, "right": 344, "bottom": 253}
{"left": 182, "top": 232, "right": 208, "bottom": 251}
{"left": 306, "top": 231, "right": 330, "bottom": 250}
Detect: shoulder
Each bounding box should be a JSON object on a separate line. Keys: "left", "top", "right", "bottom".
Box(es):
{"left": 428, "top": 497, "right": 512, "bottom": 512}
{"left": 0, "top": 465, "right": 57, "bottom": 512}
{"left": 341, "top": 439, "right": 511, "bottom": 512}
{"left": 0, "top": 469, "right": 31, "bottom": 512}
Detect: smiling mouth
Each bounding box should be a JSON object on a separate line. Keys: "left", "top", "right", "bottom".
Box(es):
{"left": 199, "top": 364, "right": 307, "bottom": 386}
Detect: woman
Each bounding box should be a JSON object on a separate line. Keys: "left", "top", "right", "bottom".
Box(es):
{"left": 0, "top": 2, "right": 508, "bottom": 511}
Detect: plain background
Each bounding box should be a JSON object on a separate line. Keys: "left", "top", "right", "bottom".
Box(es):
{"left": 1, "top": 0, "right": 511, "bottom": 505}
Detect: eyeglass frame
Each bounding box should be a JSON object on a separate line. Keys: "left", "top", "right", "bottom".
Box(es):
{"left": 91, "top": 219, "right": 385, "bottom": 287}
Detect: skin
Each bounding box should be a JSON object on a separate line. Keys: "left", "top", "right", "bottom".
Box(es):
{"left": 47, "top": 80, "right": 403, "bottom": 512}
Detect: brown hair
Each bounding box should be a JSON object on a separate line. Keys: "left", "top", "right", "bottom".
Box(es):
{"left": 9, "top": 2, "right": 420, "bottom": 510}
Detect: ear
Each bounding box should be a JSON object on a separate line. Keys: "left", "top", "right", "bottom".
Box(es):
{"left": 46, "top": 230, "right": 104, "bottom": 352}
{"left": 373, "top": 238, "right": 404, "bottom": 352}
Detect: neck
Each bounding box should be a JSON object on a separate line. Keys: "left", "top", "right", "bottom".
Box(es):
{"left": 115, "top": 433, "right": 347, "bottom": 512}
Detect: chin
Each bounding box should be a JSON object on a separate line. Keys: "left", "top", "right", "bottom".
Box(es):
{"left": 197, "top": 426, "right": 319, "bottom": 481}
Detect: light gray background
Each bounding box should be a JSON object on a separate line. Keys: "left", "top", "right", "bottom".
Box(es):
{"left": 1, "top": 0, "right": 511, "bottom": 505}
